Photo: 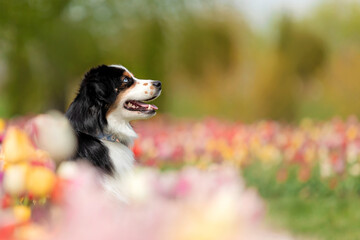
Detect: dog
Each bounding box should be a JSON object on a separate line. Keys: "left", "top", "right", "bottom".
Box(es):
{"left": 66, "top": 64, "right": 161, "bottom": 198}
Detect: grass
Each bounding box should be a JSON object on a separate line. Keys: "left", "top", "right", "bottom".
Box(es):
{"left": 242, "top": 162, "right": 360, "bottom": 239}
{"left": 265, "top": 196, "right": 360, "bottom": 240}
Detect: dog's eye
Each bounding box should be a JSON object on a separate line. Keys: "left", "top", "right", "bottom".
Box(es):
{"left": 123, "top": 78, "right": 129, "bottom": 83}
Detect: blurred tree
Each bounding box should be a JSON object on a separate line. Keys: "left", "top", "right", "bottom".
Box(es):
{"left": 305, "top": 1, "right": 360, "bottom": 118}
{"left": 253, "top": 16, "right": 327, "bottom": 121}
{"left": 323, "top": 48, "right": 360, "bottom": 117}
{"left": 278, "top": 16, "right": 326, "bottom": 81}
{"left": 177, "top": 16, "right": 238, "bottom": 78}
{"left": 254, "top": 54, "right": 297, "bottom": 121}
{"left": 0, "top": 0, "right": 100, "bottom": 116}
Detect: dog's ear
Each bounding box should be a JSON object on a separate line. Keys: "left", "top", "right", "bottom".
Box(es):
{"left": 86, "top": 81, "right": 109, "bottom": 104}
{"left": 66, "top": 81, "right": 109, "bottom": 136}
{"left": 83, "top": 65, "right": 118, "bottom": 104}
{"left": 66, "top": 98, "right": 106, "bottom": 136}
{"left": 66, "top": 65, "right": 121, "bottom": 136}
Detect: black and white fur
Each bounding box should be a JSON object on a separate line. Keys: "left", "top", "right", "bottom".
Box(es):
{"left": 66, "top": 64, "right": 161, "bottom": 198}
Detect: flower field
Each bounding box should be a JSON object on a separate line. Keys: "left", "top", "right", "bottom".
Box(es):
{"left": 133, "top": 116, "right": 360, "bottom": 197}
{"left": 1, "top": 114, "right": 360, "bottom": 239}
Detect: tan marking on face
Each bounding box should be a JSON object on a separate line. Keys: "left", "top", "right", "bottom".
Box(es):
{"left": 106, "top": 84, "right": 136, "bottom": 117}
{"left": 123, "top": 71, "right": 133, "bottom": 78}
{"left": 150, "top": 86, "right": 154, "bottom": 90}
{"left": 145, "top": 91, "right": 148, "bottom": 94}
{"left": 143, "top": 83, "right": 148, "bottom": 86}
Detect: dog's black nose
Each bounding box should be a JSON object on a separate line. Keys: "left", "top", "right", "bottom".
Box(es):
{"left": 152, "top": 81, "right": 162, "bottom": 89}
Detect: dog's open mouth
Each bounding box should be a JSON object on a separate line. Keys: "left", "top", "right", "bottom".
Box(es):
{"left": 124, "top": 100, "right": 158, "bottom": 114}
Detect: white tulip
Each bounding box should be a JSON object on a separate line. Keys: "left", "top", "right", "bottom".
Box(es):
{"left": 32, "top": 111, "right": 77, "bottom": 162}
{"left": 3, "top": 165, "right": 27, "bottom": 196}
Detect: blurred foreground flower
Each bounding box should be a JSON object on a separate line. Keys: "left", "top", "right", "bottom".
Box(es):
{"left": 51, "top": 164, "right": 292, "bottom": 240}
{"left": 3, "top": 164, "right": 28, "bottom": 196}
{"left": 2, "top": 127, "right": 35, "bottom": 164}
{"left": 31, "top": 111, "right": 77, "bottom": 162}
{"left": 0, "top": 112, "right": 77, "bottom": 240}
{"left": 26, "top": 166, "right": 56, "bottom": 198}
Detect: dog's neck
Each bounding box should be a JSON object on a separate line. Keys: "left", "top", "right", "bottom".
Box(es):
{"left": 105, "top": 115, "right": 137, "bottom": 147}
{"left": 97, "top": 132, "right": 129, "bottom": 146}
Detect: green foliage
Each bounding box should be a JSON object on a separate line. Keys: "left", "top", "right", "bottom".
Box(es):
{"left": 244, "top": 159, "right": 360, "bottom": 239}
{"left": 267, "top": 197, "right": 360, "bottom": 240}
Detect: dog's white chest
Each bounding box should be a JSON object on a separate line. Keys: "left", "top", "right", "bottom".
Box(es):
{"left": 101, "top": 140, "right": 134, "bottom": 176}
{"left": 100, "top": 140, "right": 135, "bottom": 200}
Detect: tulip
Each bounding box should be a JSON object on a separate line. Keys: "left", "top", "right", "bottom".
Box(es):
{"left": 0, "top": 118, "right": 5, "bottom": 132}
{"left": 51, "top": 178, "right": 67, "bottom": 204}
{"left": 13, "top": 205, "right": 31, "bottom": 222}
{"left": 1, "top": 194, "right": 12, "bottom": 208}
{"left": 32, "top": 112, "right": 77, "bottom": 162}
{"left": 57, "top": 161, "right": 79, "bottom": 179}
{"left": 3, "top": 127, "right": 35, "bottom": 163}
{"left": 3, "top": 164, "right": 27, "bottom": 196}
{"left": 26, "top": 166, "right": 56, "bottom": 198}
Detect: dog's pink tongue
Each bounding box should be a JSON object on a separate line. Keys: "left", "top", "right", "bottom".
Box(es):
{"left": 137, "top": 102, "right": 158, "bottom": 110}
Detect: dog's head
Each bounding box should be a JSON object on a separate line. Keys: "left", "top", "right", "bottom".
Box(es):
{"left": 66, "top": 65, "right": 161, "bottom": 136}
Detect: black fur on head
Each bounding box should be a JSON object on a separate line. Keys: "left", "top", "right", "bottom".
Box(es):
{"left": 66, "top": 65, "right": 134, "bottom": 136}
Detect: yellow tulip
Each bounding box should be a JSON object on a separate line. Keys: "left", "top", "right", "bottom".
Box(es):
{"left": 0, "top": 119, "right": 5, "bottom": 132}
{"left": 26, "top": 167, "right": 56, "bottom": 198}
{"left": 13, "top": 205, "right": 31, "bottom": 222}
{"left": 3, "top": 127, "right": 35, "bottom": 163}
{"left": 346, "top": 126, "right": 358, "bottom": 141}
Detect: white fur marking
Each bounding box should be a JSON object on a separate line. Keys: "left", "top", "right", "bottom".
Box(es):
{"left": 105, "top": 117, "right": 137, "bottom": 146}
{"left": 101, "top": 140, "right": 135, "bottom": 201}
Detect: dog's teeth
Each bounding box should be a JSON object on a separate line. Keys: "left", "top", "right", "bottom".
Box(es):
{"left": 127, "top": 103, "right": 134, "bottom": 108}
{"left": 147, "top": 105, "right": 151, "bottom": 110}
